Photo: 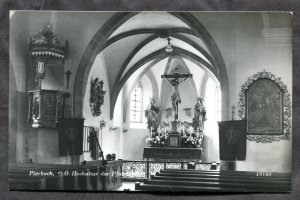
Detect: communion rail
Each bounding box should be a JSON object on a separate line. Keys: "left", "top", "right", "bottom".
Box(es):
{"left": 121, "top": 160, "right": 220, "bottom": 181}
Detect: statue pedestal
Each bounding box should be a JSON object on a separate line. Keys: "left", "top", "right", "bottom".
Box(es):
{"left": 171, "top": 120, "right": 180, "bottom": 133}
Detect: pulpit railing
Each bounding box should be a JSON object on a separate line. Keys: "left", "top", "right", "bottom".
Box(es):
{"left": 121, "top": 160, "right": 220, "bottom": 180}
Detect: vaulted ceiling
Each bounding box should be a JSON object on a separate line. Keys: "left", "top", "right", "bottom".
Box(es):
{"left": 96, "top": 12, "right": 220, "bottom": 116}
{"left": 71, "top": 11, "right": 230, "bottom": 119}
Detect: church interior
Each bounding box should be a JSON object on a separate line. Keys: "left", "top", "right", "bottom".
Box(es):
{"left": 9, "top": 11, "right": 292, "bottom": 192}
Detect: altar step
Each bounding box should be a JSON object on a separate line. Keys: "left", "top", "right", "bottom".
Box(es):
{"left": 135, "top": 169, "right": 291, "bottom": 192}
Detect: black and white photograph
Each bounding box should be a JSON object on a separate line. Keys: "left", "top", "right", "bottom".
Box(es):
{"left": 8, "top": 11, "right": 293, "bottom": 192}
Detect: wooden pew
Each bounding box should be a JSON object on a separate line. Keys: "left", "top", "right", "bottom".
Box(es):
{"left": 135, "top": 169, "right": 291, "bottom": 192}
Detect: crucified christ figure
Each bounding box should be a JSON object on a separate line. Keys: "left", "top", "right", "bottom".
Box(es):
{"left": 170, "top": 79, "right": 181, "bottom": 118}
{"left": 161, "top": 67, "right": 193, "bottom": 120}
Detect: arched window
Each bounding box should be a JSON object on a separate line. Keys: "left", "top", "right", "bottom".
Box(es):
{"left": 130, "top": 83, "right": 143, "bottom": 123}
{"left": 205, "top": 77, "right": 221, "bottom": 122}
{"left": 204, "top": 76, "right": 221, "bottom": 162}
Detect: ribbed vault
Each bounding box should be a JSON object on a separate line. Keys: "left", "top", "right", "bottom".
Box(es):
{"left": 73, "top": 12, "right": 229, "bottom": 120}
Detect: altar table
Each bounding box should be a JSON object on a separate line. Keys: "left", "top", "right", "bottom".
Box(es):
{"left": 143, "top": 147, "right": 202, "bottom": 161}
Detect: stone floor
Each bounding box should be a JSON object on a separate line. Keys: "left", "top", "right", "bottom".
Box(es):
{"left": 113, "top": 182, "right": 137, "bottom": 191}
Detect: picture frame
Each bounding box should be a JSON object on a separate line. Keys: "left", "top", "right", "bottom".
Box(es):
{"left": 238, "top": 71, "right": 292, "bottom": 143}
{"left": 168, "top": 134, "right": 181, "bottom": 148}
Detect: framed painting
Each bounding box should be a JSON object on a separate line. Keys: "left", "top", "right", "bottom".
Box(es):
{"left": 238, "top": 70, "right": 291, "bottom": 143}
{"left": 247, "top": 79, "right": 283, "bottom": 134}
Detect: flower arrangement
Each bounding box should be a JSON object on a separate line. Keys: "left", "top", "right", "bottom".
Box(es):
{"left": 146, "top": 134, "right": 167, "bottom": 147}
{"left": 182, "top": 133, "right": 204, "bottom": 148}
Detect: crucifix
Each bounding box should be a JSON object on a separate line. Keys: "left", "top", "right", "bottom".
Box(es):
{"left": 161, "top": 67, "right": 193, "bottom": 121}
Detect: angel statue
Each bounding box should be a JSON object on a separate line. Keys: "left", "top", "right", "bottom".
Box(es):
{"left": 192, "top": 98, "right": 207, "bottom": 132}
{"left": 145, "top": 98, "right": 160, "bottom": 131}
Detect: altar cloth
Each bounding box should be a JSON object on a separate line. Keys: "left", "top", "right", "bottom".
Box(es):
{"left": 143, "top": 147, "right": 202, "bottom": 160}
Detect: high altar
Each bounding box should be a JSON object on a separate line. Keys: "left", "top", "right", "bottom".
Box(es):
{"left": 144, "top": 68, "right": 205, "bottom": 162}
{"left": 143, "top": 147, "right": 202, "bottom": 161}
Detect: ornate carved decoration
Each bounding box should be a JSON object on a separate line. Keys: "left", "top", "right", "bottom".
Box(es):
{"left": 121, "top": 161, "right": 221, "bottom": 179}
{"left": 89, "top": 78, "right": 106, "bottom": 117}
{"left": 30, "top": 24, "right": 66, "bottom": 59}
{"left": 32, "top": 92, "right": 40, "bottom": 119}
{"left": 28, "top": 90, "right": 68, "bottom": 128}
{"left": 238, "top": 70, "right": 291, "bottom": 143}
{"left": 183, "top": 107, "right": 192, "bottom": 117}
{"left": 28, "top": 24, "right": 69, "bottom": 128}
{"left": 122, "top": 161, "right": 147, "bottom": 179}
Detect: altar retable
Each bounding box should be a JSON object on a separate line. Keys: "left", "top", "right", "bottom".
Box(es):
{"left": 143, "top": 67, "right": 203, "bottom": 161}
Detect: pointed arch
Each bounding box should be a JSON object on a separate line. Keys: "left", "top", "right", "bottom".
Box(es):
{"left": 73, "top": 12, "right": 229, "bottom": 121}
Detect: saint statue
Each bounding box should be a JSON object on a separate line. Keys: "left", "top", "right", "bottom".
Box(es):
{"left": 145, "top": 98, "right": 160, "bottom": 131}
{"left": 193, "top": 98, "right": 207, "bottom": 132}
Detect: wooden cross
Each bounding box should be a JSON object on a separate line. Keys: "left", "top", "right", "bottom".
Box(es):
{"left": 161, "top": 67, "right": 193, "bottom": 120}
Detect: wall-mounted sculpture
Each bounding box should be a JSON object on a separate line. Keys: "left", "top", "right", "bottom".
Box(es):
{"left": 238, "top": 70, "right": 291, "bottom": 143}
{"left": 89, "top": 78, "right": 106, "bottom": 117}
{"left": 183, "top": 108, "right": 192, "bottom": 117}
{"left": 109, "top": 125, "right": 119, "bottom": 132}
{"left": 122, "top": 127, "right": 128, "bottom": 133}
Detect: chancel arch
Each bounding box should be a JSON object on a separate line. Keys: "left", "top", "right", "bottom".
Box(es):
{"left": 73, "top": 12, "right": 229, "bottom": 120}
{"left": 70, "top": 11, "right": 231, "bottom": 168}
{"left": 111, "top": 47, "right": 219, "bottom": 118}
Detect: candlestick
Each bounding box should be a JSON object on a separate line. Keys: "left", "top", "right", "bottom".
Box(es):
{"left": 231, "top": 104, "right": 236, "bottom": 120}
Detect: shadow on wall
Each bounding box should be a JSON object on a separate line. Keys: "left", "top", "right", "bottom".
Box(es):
{"left": 9, "top": 66, "right": 18, "bottom": 164}
{"left": 120, "top": 128, "right": 148, "bottom": 160}
{"left": 203, "top": 121, "right": 220, "bottom": 163}
{"left": 236, "top": 140, "right": 292, "bottom": 172}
